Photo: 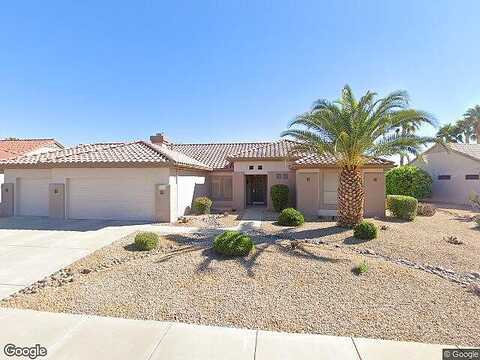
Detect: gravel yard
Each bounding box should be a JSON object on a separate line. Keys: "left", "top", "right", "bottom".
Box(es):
{"left": 174, "top": 214, "right": 241, "bottom": 228}
{"left": 262, "top": 205, "right": 480, "bottom": 274}
{"left": 2, "top": 206, "right": 480, "bottom": 346}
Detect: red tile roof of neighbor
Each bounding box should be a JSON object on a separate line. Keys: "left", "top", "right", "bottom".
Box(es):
{"left": 0, "top": 138, "right": 393, "bottom": 169}
{"left": 0, "top": 139, "right": 63, "bottom": 160}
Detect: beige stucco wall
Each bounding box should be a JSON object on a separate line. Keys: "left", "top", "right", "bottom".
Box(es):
{"left": 5, "top": 167, "right": 172, "bottom": 221}
{"left": 296, "top": 168, "right": 386, "bottom": 218}
{"left": 170, "top": 169, "right": 208, "bottom": 217}
{"left": 413, "top": 146, "right": 480, "bottom": 204}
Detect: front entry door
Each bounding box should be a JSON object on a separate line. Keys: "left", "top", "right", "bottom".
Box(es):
{"left": 246, "top": 175, "right": 267, "bottom": 205}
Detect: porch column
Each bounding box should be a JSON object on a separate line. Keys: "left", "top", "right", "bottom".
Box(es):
{"left": 232, "top": 172, "right": 245, "bottom": 211}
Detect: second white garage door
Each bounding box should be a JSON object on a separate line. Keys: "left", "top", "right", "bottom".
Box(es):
{"left": 68, "top": 177, "right": 155, "bottom": 221}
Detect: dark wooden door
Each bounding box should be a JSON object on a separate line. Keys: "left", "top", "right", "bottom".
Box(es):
{"left": 246, "top": 175, "right": 267, "bottom": 205}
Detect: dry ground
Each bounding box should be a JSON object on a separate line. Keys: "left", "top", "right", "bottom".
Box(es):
{"left": 262, "top": 205, "right": 480, "bottom": 273}
{"left": 2, "top": 205, "right": 480, "bottom": 346}
{"left": 173, "top": 214, "right": 241, "bottom": 228}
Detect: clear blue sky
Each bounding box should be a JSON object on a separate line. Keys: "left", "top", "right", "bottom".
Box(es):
{"left": 1, "top": 1, "right": 479, "bottom": 146}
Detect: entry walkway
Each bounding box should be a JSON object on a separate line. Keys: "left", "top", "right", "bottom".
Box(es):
{"left": 0, "top": 308, "right": 455, "bottom": 360}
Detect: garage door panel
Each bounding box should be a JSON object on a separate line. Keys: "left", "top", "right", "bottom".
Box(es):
{"left": 68, "top": 178, "right": 154, "bottom": 221}
{"left": 18, "top": 179, "right": 49, "bottom": 216}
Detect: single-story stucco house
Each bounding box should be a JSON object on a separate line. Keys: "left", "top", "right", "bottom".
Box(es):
{"left": 0, "top": 138, "right": 63, "bottom": 201}
{"left": 0, "top": 133, "right": 392, "bottom": 222}
{"left": 412, "top": 143, "right": 480, "bottom": 205}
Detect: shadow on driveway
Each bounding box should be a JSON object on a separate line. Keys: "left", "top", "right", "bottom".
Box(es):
{"left": 0, "top": 216, "right": 154, "bottom": 232}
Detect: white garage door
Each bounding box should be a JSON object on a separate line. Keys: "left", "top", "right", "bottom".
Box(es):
{"left": 18, "top": 178, "right": 50, "bottom": 216}
{"left": 68, "top": 177, "right": 155, "bottom": 221}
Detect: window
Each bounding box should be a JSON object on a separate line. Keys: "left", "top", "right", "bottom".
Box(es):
{"left": 248, "top": 165, "right": 254, "bottom": 170}
{"left": 282, "top": 173, "right": 289, "bottom": 180}
{"left": 465, "top": 174, "right": 480, "bottom": 180}
{"left": 438, "top": 175, "right": 451, "bottom": 180}
{"left": 257, "top": 165, "right": 263, "bottom": 170}
{"left": 276, "top": 174, "right": 282, "bottom": 180}
{"left": 210, "top": 176, "right": 233, "bottom": 201}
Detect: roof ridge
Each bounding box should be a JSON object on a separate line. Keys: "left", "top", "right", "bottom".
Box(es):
{"left": 227, "top": 139, "right": 299, "bottom": 158}
{"left": 141, "top": 141, "right": 211, "bottom": 169}
{"left": 48, "top": 142, "right": 127, "bottom": 162}
{"left": 171, "top": 141, "right": 272, "bottom": 146}
{"left": 0, "top": 138, "right": 57, "bottom": 142}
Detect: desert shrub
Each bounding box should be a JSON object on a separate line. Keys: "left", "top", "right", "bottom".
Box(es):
{"left": 475, "top": 216, "right": 480, "bottom": 227}
{"left": 213, "top": 231, "right": 254, "bottom": 257}
{"left": 270, "top": 184, "right": 289, "bottom": 212}
{"left": 387, "top": 195, "right": 418, "bottom": 221}
{"left": 417, "top": 203, "right": 436, "bottom": 217}
{"left": 353, "top": 221, "right": 378, "bottom": 240}
{"left": 386, "top": 166, "right": 432, "bottom": 199}
{"left": 193, "top": 197, "right": 213, "bottom": 214}
{"left": 134, "top": 232, "right": 159, "bottom": 251}
{"left": 277, "top": 208, "right": 305, "bottom": 226}
{"left": 352, "top": 261, "right": 369, "bottom": 275}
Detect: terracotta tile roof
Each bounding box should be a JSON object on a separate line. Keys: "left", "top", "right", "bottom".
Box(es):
{"left": 0, "top": 139, "right": 62, "bottom": 160}
{"left": 447, "top": 143, "right": 480, "bottom": 162}
{"left": 291, "top": 152, "right": 394, "bottom": 168}
{"left": 226, "top": 140, "right": 298, "bottom": 160}
{"left": 0, "top": 141, "right": 211, "bottom": 170}
{"left": 170, "top": 142, "right": 270, "bottom": 169}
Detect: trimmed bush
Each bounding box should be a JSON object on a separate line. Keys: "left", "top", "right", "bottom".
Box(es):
{"left": 277, "top": 208, "right": 305, "bottom": 226}
{"left": 193, "top": 197, "right": 213, "bottom": 215}
{"left": 417, "top": 203, "right": 436, "bottom": 217}
{"left": 270, "top": 184, "right": 289, "bottom": 212}
{"left": 353, "top": 221, "right": 378, "bottom": 240}
{"left": 352, "top": 261, "right": 369, "bottom": 275}
{"left": 475, "top": 216, "right": 480, "bottom": 228}
{"left": 386, "top": 166, "right": 432, "bottom": 199}
{"left": 135, "top": 232, "right": 159, "bottom": 251}
{"left": 387, "top": 195, "right": 418, "bottom": 221}
{"left": 213, "top": 231, "right": 254, "bottom": 257}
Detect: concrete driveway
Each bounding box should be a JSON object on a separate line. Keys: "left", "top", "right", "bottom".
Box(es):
{"left": 0, "top": 216, "right": 169, "bottom": 299}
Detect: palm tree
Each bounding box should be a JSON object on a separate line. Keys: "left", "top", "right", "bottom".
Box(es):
{"left": 395, "top": 115, "right": 435, "bottom": 165}
{"left": 436, "top": 123, "right": 462, "bottom": 143}
{"left": 464, "top": 105, "right": 480, "bottom": 143}
{"left": 282, "top": 85, "right": 435, "bottom": 227}
{"left": 455, "top": 118, "right": 476, "bottom": 144}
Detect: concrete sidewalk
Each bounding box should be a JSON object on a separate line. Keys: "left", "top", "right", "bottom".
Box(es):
{"left": 0, "top": 308, "right": 455, "bottom": 360}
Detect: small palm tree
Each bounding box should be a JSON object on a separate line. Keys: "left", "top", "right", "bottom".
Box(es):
{"left": 436, "top": 123, "right": 462, "bottom": 143}
{"left": 282, "top": 85, "right": 435, "bottom": 227}
{"left": 464, "top": 105, "right": 480, "bottom": 143}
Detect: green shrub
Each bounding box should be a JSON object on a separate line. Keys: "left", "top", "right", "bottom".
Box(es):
{"left": 193, "top": 197, "right": 213, "bottom": 214}
{"left": 270, "top": 184, "right": 289, "bottom": 212}
{"left": 352, "top": 261, "right": 369, "bottom": 275}
{"left": 386, "top": 166, "right": 432, "bottom": 199}
{"left": 213, "top": 231, "right": 254, "bottom": 257}
{"left": 353, "top": 221, "right": 378, "bottom": 240}
{"left": 134, "top": 232, "right": 159, "bottom": 251}
{"left": 475, "top": 216, "right": 480, "bottom": 228}
{"left": 387, "top": 195, "right": 418, "bottom": 221}
{"left": 277, "top": 208, "right": 305, "bottom": 226}
{"left": 417, "top": 203, "right": 436, "bottom": 217}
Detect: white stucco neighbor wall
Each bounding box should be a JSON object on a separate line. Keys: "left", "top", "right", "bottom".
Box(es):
{"left": 413, "top": 146, "right": 480, "bottom": 205}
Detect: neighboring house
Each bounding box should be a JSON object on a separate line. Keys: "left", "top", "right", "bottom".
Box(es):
{"left": 412, "top": 143, "right": 480, "bottom": 205}
{"left": 0, "top": 133, "right": 392, "bottom": 222}
{"left": 0, "top": 139, "right": 63, "bottom": 201}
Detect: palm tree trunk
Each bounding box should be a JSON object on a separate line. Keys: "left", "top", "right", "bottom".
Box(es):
{"left": 476, "top": 123, "right": 480, "bottom": 144}
{"left": 337, "top": 166, "right": 364, "bottom": 227}
{"left": 399, "top": 155, "right": 405, "bottom": 166}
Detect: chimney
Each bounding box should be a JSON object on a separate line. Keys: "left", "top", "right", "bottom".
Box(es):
{"left": 150, "top": 133, "right": 170, "bottom": 146}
